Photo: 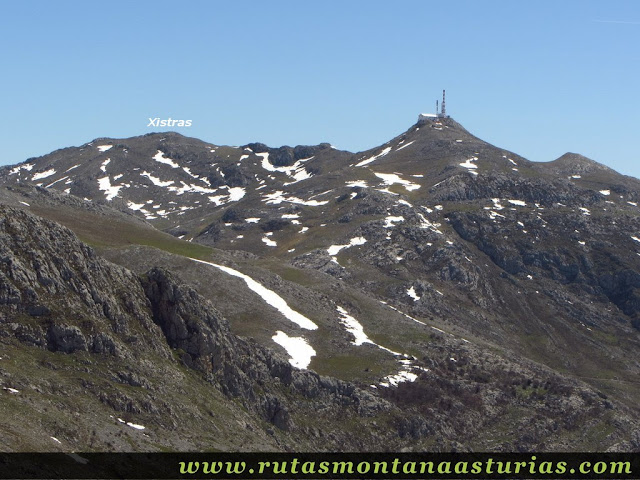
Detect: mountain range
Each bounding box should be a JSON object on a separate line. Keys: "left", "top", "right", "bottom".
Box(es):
{"left": 1, "top": 115, "right": 639, "bottom": 451}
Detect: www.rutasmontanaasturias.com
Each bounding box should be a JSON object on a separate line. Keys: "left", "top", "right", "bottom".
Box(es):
{"left": 177, "top": 456, "right": 633, "bottom": 477}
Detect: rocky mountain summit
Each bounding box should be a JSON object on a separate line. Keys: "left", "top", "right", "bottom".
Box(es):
{"left": 2, "top": 116, "right": 640, "bottom": 451}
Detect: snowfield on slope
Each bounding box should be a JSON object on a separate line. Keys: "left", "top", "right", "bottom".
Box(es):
{"left": 272, "top": 331, "right": 316, "bottom": 369}
{"left": 189, "top": 258, "right": 317, "bottom": 330}
{"left": 355, "top": 147, "right": 392, "bottom": 167}
{"left": 327, "top": 236, "right": 367, "bottom": 256}
{"left": 189, "top": 258, "right": 318, "bottom": 368}
{"left": 336, "top": 306, "right": 428, "bottom": 388}
{"left": 373, "top": 172, "right": 421, "bottom": 191}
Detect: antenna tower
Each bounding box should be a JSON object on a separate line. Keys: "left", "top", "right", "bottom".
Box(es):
{"left": 441, "top": 90, "right": 446, "bottom": 117}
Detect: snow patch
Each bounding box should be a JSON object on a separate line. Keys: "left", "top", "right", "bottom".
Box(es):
{"left": 407, "top": 286, "right": 420, "bottom": 302}
{"left": 116, "top": 418, "right": 146, "bottom": 430}
{"left": 257, "top": 153, "right": 314, "bottom": 184}
{"left": 490, "top": 198, "right": 504, "bottom": 210}
{"left": 181, "top": 166, "right": 212, "bottom": 186}
{"left": 227, "top": 187, "right": 246, "bottom": 202}
{"left": 326, "top": 236, "right": 367, "bottom": 256}
{"left": 396, "top": 140, "right": 415, "bottom": 151}
{"left": 8, "top": 163, "right": 35, "bottom": 175}
{"left": 127, "top": 201, "right": 146, "bottom": 211}
{"left": 167, "top": 182, "right": 219, "bottom": 195}
{"left": 283, "top": 167, "right": 312, "bottom": 185}
{"left": 337, "top": 306, "right": 373, "bottom": 346}
{"left": 355, "top": 147, "right": 392, "bottom": 167}
{"left": 97, "top": 177, "right": 122, "bottom": 201}
{"left": 272, "top": 331, "right": 316, "bottom": 369}
{"left": 45, "top": 176, "right": 69, "bottom": 188}
{"left": 459, "top": 156, "right": 478, "bottom": 171}
{"left": 97, "top": 145, "right": 112, "bottom": 152}
{"left": 153, "top": 150, "right": 179, "bottom": 168}
{"left": 32, "top": 169, "right": 56, "bottom": 181}
{"left": 190, "top": 259, "right": 318, "bottom": 330}
{"left": 416, "top": 213, "right": 443, "bottom": 234}
{"left": 141, "top": 171, "right": 174, "bottom": 187}
{"left": 262, "top": 236, "right": 277, "bottom": 247}
{"left": 374, "top": 172, "right": 421, "bottom": 191}
{"left": 383, "top": 216, "right": 404, "bottom": 228}
{"left": 263, "top": 191, "right": 329, "bottom": 206}
{"left": 380, "top": 370, "right": 418, "bottom": 387}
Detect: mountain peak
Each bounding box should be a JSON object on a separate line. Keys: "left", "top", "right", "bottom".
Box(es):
{"left": 546, "top": 152, "right": 615, "bottom": 176}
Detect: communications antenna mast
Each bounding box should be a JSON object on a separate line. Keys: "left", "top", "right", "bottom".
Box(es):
{"left": 441, "top": 90, "right": 446, "bottom": 117}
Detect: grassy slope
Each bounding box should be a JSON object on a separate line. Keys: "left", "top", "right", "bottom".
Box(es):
{"left": 29, "top": 204, "right": 213, "bottom": 259}
{"left": 0, "top": 338, "right": 278, "bottom": 452}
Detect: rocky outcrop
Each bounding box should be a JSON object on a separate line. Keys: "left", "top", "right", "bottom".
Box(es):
{"left": 141, "top": 267, "right": 228, "bottom": 373}
{"left": 139, "top": 267, "right": 392, "bottom": 430}
{"left": 0, "top": 206, "right": 167, "bottom": 357}
{"left": 243, "top": 143, "right": 332, "bottom": 167}
{"left": 430, "top": 172, "right": 597, "bottom": 205}
{"left": 0, "top": 206, "right": 396, "bottom": 446}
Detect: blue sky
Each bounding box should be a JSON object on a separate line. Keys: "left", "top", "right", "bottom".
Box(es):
{"left": 2, "top": 1, "right": 639, "bottom": 177}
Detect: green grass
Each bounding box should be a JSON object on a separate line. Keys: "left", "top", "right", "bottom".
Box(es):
{"left": 257, "top": 263, "right": 319, "bottom": 288}
{"left": 515, "top": 385, "right": 548, "bottom": 400}
{"left": 314, "top": 353, "right": 392, "bottom": 383}
{"left": 590, "top": 329, "right": 620, "bottom": 347}
{"left": 0, "top": 336, "right": 280, "bottom": 451}
{"left": 31, "top": 204, "right": 214, "bottom": 259}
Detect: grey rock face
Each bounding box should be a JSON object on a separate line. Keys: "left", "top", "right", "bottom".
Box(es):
{"left": 0, "top": 206, "right": 169, "bottom": 358}
{"left": 47, "top": 324, "right": 88, "bottom": 353}
{"left": 139, "top": 266, "right": 393, "bottom": 431}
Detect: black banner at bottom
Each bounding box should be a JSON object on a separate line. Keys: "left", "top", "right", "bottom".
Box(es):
{"left": 0, "top": 452, "right": 639, "bottom": 479}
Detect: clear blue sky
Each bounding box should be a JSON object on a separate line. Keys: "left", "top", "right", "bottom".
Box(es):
{"left": 2, "top": 1, "right": 639, "bottom": 178}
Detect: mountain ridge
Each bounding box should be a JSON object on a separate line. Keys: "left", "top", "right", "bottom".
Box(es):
{"left": 2, "top": 116, "right": 640, "bottom": 451}
{"left": 5, "top": 117, "right": 625, "bottom": 181}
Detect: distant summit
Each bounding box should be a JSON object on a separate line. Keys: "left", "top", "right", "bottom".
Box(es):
{"left": 2, "top": 112, "right": 640, "bottom": 451}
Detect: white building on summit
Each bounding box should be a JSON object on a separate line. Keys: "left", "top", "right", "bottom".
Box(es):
{"left": 418, "top": 90, "right": 448, "bottom": 122}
